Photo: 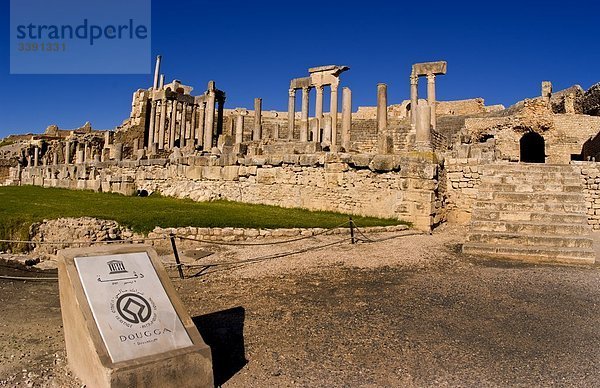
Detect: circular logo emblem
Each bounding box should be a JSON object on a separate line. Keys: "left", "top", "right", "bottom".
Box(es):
{"left": 116, "top": 292, "right": 152, "bottom": 324}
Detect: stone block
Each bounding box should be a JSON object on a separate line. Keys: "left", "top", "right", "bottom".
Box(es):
{"left": 350, "top": 154, "right": 372, "bottom": 168}
{"left": 203, "top": 166, "right": 222, "bottom": 180}
{"left": 369, "top": 155, "right": 396, "bottom": 172}
{"left": 299, "top": 154, "right": 319, "bottom": 167}
{"left": 221, "top": 166, "right": 240, "bottom": 181}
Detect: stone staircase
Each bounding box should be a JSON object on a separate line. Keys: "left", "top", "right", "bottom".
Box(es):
{"left": 462, "top": 163, "right": 595, "bottom": 264}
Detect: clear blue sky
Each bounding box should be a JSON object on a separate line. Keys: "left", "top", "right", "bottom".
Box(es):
{"left": 1, "top": 0, "right": 599, "bottom": 138}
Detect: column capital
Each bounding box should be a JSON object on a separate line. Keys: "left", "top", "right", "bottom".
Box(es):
{"left": 302, "top": 86, "right": 310, "bottom": 93}
{"left": 315, "top": 84, "right": 324, "bottom": 92}
{"left": 289, "top": 88, "right": 296, "bottom": 97}
{"left": 410, "top": 75, "right": 419, "bottom": 85}
{"left": 426, "top": 73, "right": 436, "bottom": 82}
{"left": 330, "top": 84, "right": 338, "bottom": 92}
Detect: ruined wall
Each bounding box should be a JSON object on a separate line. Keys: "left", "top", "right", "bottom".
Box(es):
{"left": 12, "top": 153, "right": 443, "bottom": 231}
{"left": 574, "top": 162, "right": 600, "bottom": 230}
{"left": 443, "top": 157, "right": 486, "bottom": 223}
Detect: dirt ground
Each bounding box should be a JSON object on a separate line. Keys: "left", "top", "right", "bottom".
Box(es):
{"left": 1, "top": 226, "right": 600, "bottom": 387}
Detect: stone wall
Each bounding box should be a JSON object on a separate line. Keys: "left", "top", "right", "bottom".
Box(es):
{"left": 575, "top": 162, "right": 600, "bottom": 230}
{"left": 12, "top": 153, "right": 443, "bottom": 231}
{"left": 443, "top": 158, "right": 486, "bottom": 223}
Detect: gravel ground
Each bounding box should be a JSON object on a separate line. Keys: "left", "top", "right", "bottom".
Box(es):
{"left": 1, "top": 226, "right": 600, "bottom": 387}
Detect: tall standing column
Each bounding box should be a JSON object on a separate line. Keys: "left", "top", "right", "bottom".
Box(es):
{"left": 377, "top": 83, "right": 392, "bottom": 154}
{"left": 287, "top": 89, "right": 296, "bottom": 140}
{"left": 148, "top": 100, "right": 157, "bottom": 148}
{"left": 158, "top": 100, "right": 167, "bottom": 150}
{"left": 197, "top": 103, "right": 206, "bottom": 146}
{"left": 300, "top": 87, "right": 310, "bottom": 142}
{"left": 33, "top": 147, "right": 39, "bottom": 167}
{"left": 159, "top": 74, "right": 165, "bottom": 89}
{"left": 181, "top": 103, "right": 188, "bottom": 147}
{"left": 410, "top": 75, "right": 418, "bottom": 128}
{"left": 190, "top": 105, "right": 197, "bottom": 146}
{"left": 204, "top": 92, "right": 216, "bottom": 150}
{"left": 153, "top": 55, "right": 161, "bottom": 90}
{"left": 341, "top": 87, "right": 352, "bottom": 151}
{"left": 169, "top": 101, "right": 177, "bottom": 149}
{"left": 253, "top": 98, "right": 262, "bottom": 141}
{"left": 235, "top": 112, "right": 244, "bottom": 143}
{"left": 330, "top": 84, "right": 339, "bottom": 146}
{"left": 315, "top": 85, "right": 324, "bottom": 141}
{"left": 427, "top": 74, "right": 436, "bottom": 129}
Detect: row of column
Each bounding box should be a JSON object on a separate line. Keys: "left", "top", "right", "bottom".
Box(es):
{"left": 147, "top": 95, "right": 220, "bottom": 152}
{"left": 286, "top": 86, "right": 351, "bottom": 150}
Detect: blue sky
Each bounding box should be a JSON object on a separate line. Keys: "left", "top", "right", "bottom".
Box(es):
{"left": 1, "top": 0, "right": 599, "bottom": 138}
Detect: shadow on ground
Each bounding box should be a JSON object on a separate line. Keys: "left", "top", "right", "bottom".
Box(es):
{"left": 193, "top": 306, "right": 247, "bottom": 386}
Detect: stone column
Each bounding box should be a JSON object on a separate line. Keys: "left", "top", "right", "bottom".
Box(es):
{"left": 273, "top": 123, "right": 280, "bottom": 140}
{"left": 287, "top": 89, "right": 296, "bottom": 140}
{"left": 190, "top": 105, "right": 197, "bottom": 146}
{"left": 33, "top": 147, "right": 39, "bottom": 167}
{"left": 410, "top": 75, "right": 418, "bottom": 128}
{"left": 75, "top": 145, "right": 84, "bottom": 164}
{"left": 427, "top": 74, "right": 436, "bottom": 129}
{"left": 235, "top": 112, "right": 244, "bottom": 144}
{"left": 330, "top": 84, "right": 339, "bottom": 146}
{"left": 65, "top": 141, "right": 71, "bottom": 164}
{"left": 114, "top": 143, "right": 124, "bottom": 161}
{"left": 148, "top": 100, "right": 157, "bottom": 147}
{"left": 159, "top": 74, "right": 165, "bottom": 89}
{"left": 53, "top": 152, "right": 58, "bottom": 166}
{"left": 377, "top": 83, "right": 393, "bottom": 154}
{"left": 315, "top": 85, "right": 324, "bottom": 140}
{"left": 415, "top": 102, "right": 432, "bottom": 150}
{"left": 153, "top": 55, "right": 161, "bottom": 90}
{"left": 104, "top": 131, "right": 111, "bottom": 148}
{"left": 253, "top": 98, "right": 262, "bottom": 141}
{"left": 181, "top": 102, "right": 188, "bottom": 147}
{"left": 300, "top": 87, "right": 310, "bottom": 142}
{"left": 169, "top": 100, "right": 177, "bottom": 149}
{"left": 197, "top": 103, "right": 205, "bottom": 146}
{"left": 342, "top": 87, "right": 352, "bottom": 151}
{"left": 204, "top": 92, "right": 216, "bottom": 150}
{"left": 158, "top": 100, "right": 167, "bottom": 150}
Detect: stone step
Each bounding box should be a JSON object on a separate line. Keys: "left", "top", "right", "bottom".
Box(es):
{"left": 482, "top": 175, "right": 582, "bottom": 186}
{"left": 470, "top": 220, "right": 590, "bottom": 235}
{"left": 479, "top": 192, "right": 585, "bottom": 203}
{"left": 472, "top": 209, "right": 588, "bottom": 224}
{"left": 467, "top": 232, "right": 593, "bottom": 249}
{"left": 474, "top": 201, "right": 587, "bottom": 213}
{"left": 478, "top": 182, "right": 582, "bottom": 193}
{"left": 462, "top": 243, "right": 595, "bottom": 265}
{"left": 481, "top": 163, "right": 580, "bottom": 173}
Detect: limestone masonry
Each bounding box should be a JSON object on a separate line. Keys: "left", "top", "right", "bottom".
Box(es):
{"left": 4, "top": 56, "right": 600, "bottom": 263}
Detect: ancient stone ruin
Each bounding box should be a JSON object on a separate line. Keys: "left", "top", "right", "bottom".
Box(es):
{"left": 4, "top": 56, "right": 600, "bottom": 264}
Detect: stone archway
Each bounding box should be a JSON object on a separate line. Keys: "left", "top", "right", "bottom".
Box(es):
{"left": 520, "top": 132, "right": 545, "bottom": 163}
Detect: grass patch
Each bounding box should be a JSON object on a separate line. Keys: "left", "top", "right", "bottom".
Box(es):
{"left": 0, "top": 185, "right": 409, "bottom": 249}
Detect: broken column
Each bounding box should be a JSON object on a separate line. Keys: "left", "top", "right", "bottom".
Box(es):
{"left": 153, "top": 55, "right": 161, "bottom": 90}
{"left": 301, "top": 87, "right": 310, "bottom": 142}
{"left": 253, "top": 98, "right": 262, "bottom": 141}
{"left": 65, "top": 142, "right": 71, "bottom": 164}
{"left": 341, "top": 87, "right": 352, "bottom": 151}
{"left": 287, "top": 89, "right": 296, "bottom": 140}
{"left": 113, "top": 143, "right": 123, "bottom": 161}
{"left": 377, "top": 83, "right": 393, "bottom": 154}
{"left": 542, "top": 81, "right": 553, "bottom": 104}
{"left": 75, "top": 145, "right": 84, "bottom": 164}
{"left": 169, "top": 100, "right": 178, "bottom": 149}
{"left": 53, "top": 152, "right": 58, "bottom": 166}
{"left": 33, "top": 147, "right": 39, "bottom": 167}
{"left": 235, "top": 110, "right": 244, "bottom": 144}
{"left": 415, "top": 101, "right": 432, "bottom": 150}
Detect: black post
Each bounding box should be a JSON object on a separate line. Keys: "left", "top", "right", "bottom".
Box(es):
{"left": 349, "top": 217, "right": 355, "bottom": 244}
{"left": 170, "top": 233, "right": 184, "bottom": 279}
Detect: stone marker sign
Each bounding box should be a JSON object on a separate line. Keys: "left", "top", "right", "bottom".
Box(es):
{"left": 58, "top": 245, "right": 213, "bottom": 388}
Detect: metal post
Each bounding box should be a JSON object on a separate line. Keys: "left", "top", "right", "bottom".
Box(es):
{"left": 170, "top": 233, "right": 184, "bottom": 279}
{"left": 349, "top": 217, "right": 355, "bottom": 244}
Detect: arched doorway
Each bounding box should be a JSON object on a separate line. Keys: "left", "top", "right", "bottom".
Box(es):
{"left": 520, "top": 132, "right": 545, "bottom": 163}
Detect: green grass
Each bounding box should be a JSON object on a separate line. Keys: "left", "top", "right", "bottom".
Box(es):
{"left": 0, "top": 186, "right": 408, "bottom": 249}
